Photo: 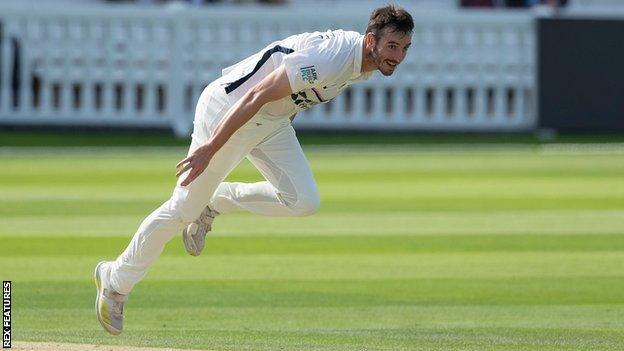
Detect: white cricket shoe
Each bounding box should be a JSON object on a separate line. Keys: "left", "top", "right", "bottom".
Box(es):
{"left": 182, "top": 206, "right": 219, "bottom": 256}
{"left": 94, "top": 261, "right": 128, "bottom": 335}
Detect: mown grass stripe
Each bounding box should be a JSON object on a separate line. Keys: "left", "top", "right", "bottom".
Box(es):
{"left": 3, "top": 234, "right": 624, "bottom": 256}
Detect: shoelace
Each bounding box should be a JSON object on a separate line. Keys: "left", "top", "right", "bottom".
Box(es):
{"left": 196, "top": 207, "right": 218, "bottom": 229}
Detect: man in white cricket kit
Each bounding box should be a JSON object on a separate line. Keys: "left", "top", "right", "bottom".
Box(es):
{"left": 94, "top": 5, "right": 413, "bottom": 335}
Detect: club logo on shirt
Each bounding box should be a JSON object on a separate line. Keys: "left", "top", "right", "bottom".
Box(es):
{"left": 299, "top": 65, "right": 318, "bottom": 84}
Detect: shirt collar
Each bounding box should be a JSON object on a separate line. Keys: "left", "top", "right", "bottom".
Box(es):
{"left": 352, "top": 34, "right": 373, "bottom": 81}
{"left": 353, "top": 34, "right": 364, "bottom": 77}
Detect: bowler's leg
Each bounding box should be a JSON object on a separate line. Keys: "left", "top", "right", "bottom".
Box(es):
{"left": 211, "top": 124, "right": 320, "bottom": 217}
{"left": 107, "top": 82, "right": 245, "bottom": 295}
{"left": 108, "top": 135, "right": 252, "bottom": 294}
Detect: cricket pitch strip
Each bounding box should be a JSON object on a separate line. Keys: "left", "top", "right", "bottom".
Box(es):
{"left": 11, "top": 341, "right": 205, "bottom": 351}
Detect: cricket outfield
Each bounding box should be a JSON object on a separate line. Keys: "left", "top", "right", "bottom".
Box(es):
{"left": 2, "top": 144, "right": 624, "bottom": 350}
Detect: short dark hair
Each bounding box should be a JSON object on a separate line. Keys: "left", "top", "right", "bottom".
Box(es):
{"left": 366, "top": 4, "right": 414, "bottom": 38}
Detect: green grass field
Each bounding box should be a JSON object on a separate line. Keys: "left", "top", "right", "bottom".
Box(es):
{"left": 2, "top": 144, "right": 624, "bottom": 350}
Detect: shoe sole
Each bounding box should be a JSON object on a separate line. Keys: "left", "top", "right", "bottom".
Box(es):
{"left": 94, "top": 261, "right": 122, "bottom": 335}
{"left": 182, "top": 228, "right": 200, "bottom": 256}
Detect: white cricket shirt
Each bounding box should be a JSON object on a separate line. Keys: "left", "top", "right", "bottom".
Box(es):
{"left": 220, "top": 29, "right": 373, "bottom": 119}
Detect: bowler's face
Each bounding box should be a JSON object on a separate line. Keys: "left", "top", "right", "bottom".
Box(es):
{"left": 372, "top": 30, "right": 412, "bottom": 76}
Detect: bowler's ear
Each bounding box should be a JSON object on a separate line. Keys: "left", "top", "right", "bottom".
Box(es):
{"left": 365, "top": 32, "right": 376, "bottom": 48}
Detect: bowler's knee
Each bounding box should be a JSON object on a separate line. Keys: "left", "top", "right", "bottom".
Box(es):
{"left": 168, "top": 187, "right": 204, "bottom": 224}
{"left": 290, "top": 195, "right": 320, "bottom": 217}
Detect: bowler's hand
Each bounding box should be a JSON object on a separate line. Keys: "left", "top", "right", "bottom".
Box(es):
{"left": 176, "top": 144, "right": 215, "bottom": 187}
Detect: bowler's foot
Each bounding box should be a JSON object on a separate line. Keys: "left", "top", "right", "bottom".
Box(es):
{"left": 94, "top": 261, "right": 127, "bottom": 335}
{"left": 182, "top": 206, "right": 219, "bottom": 256}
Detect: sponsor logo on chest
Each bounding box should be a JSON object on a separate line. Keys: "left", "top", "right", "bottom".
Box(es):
{"left": 299, "top": 65, "right": 318, "bottom": 84}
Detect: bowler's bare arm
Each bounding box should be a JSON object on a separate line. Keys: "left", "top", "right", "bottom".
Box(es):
{"left": 176, "top": 65, "right": 292, "bottom": 186}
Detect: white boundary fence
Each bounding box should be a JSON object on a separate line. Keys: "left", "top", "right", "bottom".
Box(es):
{"left": 0, "top": 4, "right": 535, "bottom": 137}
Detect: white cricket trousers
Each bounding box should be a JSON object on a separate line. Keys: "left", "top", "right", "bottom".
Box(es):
{"left": 109, "top": 79, "right": 320, "bottom": 295}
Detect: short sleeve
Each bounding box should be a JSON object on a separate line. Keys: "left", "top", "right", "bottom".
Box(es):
{"left": 281, "top": 46, "right": 337, "bottom": 93}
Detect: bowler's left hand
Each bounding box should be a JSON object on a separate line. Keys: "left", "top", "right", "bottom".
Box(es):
{"left": 176, "top": 144, "right": 215, "bottom": 187}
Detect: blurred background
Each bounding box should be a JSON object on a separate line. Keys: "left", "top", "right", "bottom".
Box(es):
{"left": 1, "top": 0, "right": 623, "bottom": 141}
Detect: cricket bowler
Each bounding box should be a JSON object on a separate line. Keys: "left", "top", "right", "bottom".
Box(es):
{"left": 95, "top": 4, "right": 413, "bottom": 335}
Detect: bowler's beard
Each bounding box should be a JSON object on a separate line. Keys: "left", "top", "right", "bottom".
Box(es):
{"left": 370, "top": 45, "right": 393, "bottom": 76}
